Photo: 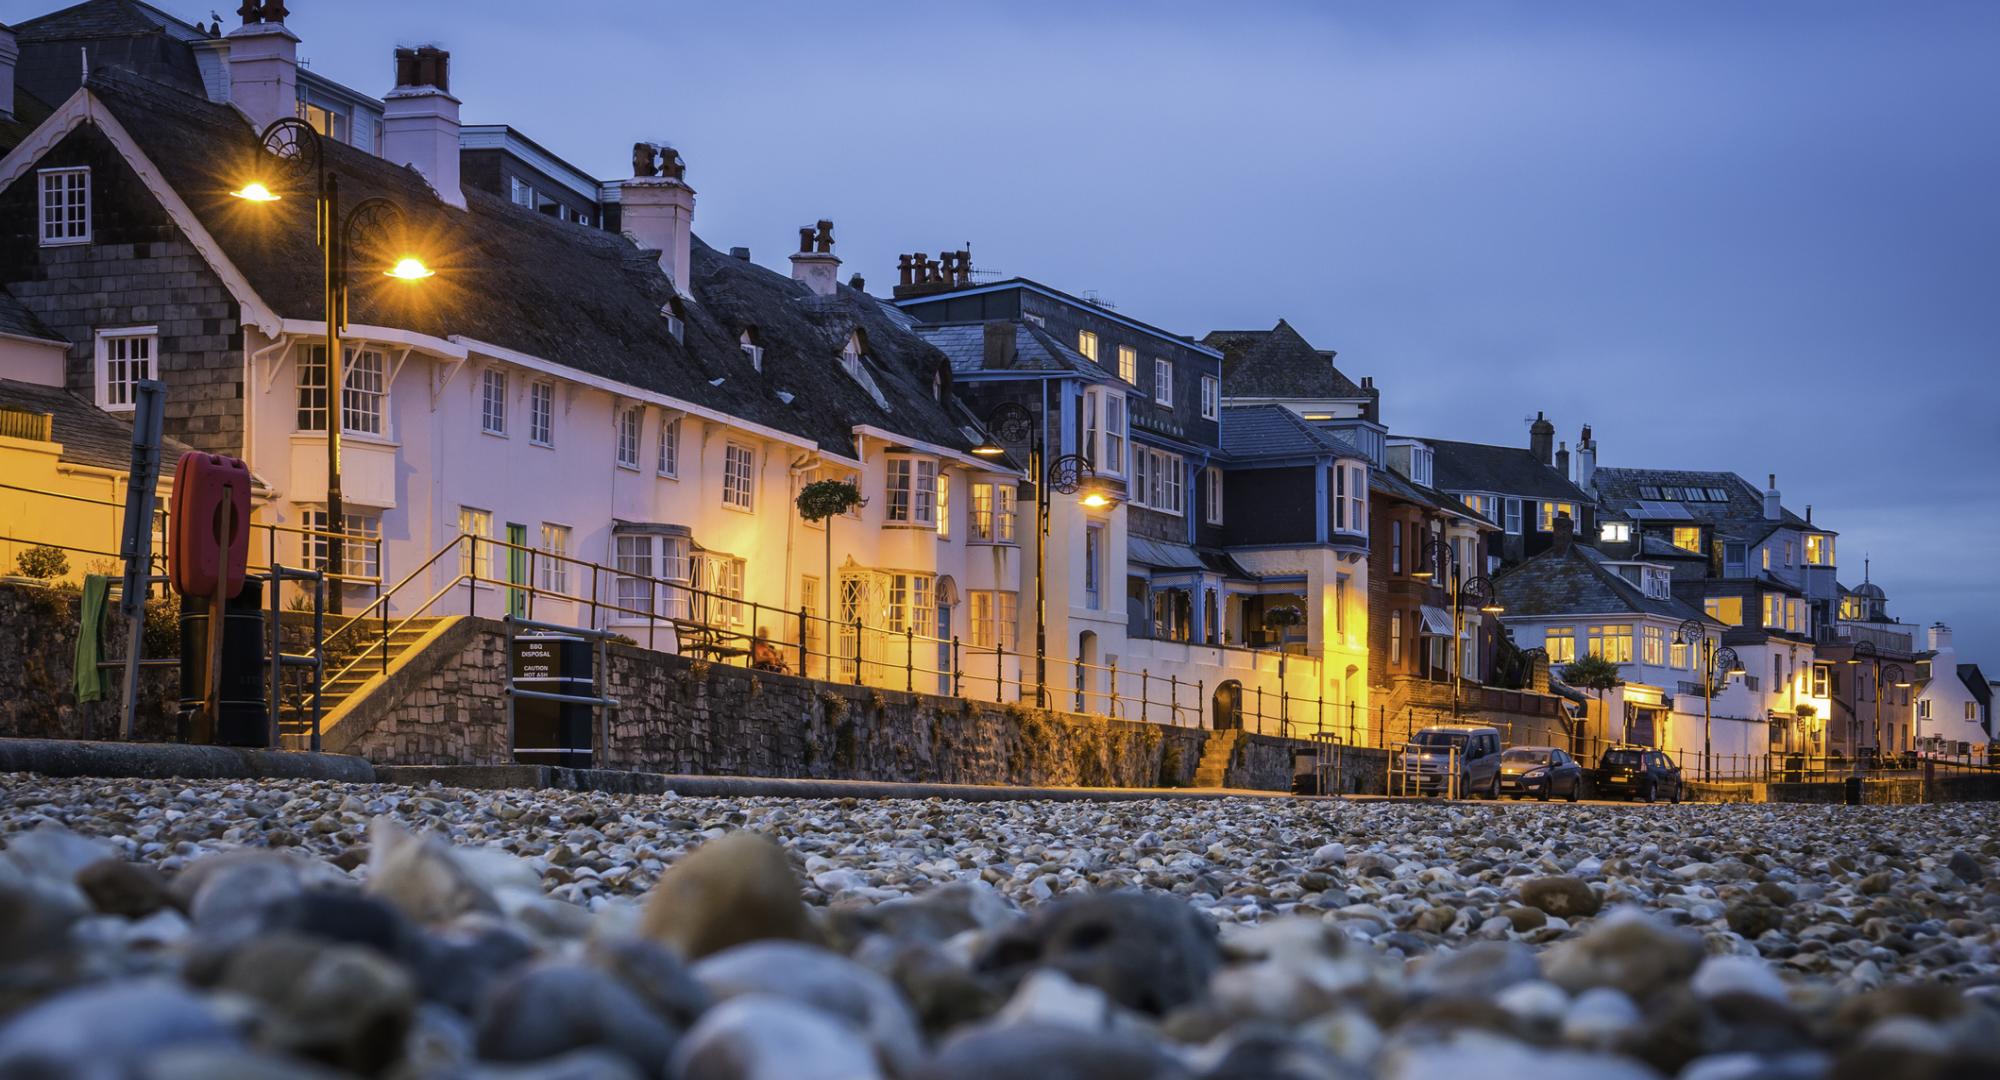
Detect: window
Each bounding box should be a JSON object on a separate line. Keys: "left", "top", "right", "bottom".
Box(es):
{"left": 885, "top": 456, "right": 938, "bottom": 525}
{"left": 970, "top": 590, "right": 1018, "bottom": 650}
{"left": 1391, "top": 523, "right": 1403, "bottom": 574}
{"left": 722, "top": 443, "right": 756, "bottom": 510}
{"left": 93, "top": 329, "right": 155, "bottom": 411}
{"left": 741, "top": 330, "right": 764, "bottom": 372}
{"left": 1538, "top": 501, "right": 1575, "bottom": 532}
{"left": 1671, "top": 526, "right": 1701, "bottom": 553}
{"left": 1762, "top": 547, "right": 1772, "bottom": 570}
{"left": 1116, "top": 344, "right": 1136, "bottom": 383}
{"left": 1601, "top": 522, "right": 1631, "bottom": 544}
{"left": 1787, "top": 598, "right": 1803, "bottom": 635}
{"left": 298, "top": 346, "right": 387, "bottom": 434}
{"left": 936, "top": 472, "right": 951, "bottom": 538}
{"left": 303, "top": 508, "right": 381, "bottom": 580}
{"left": 1812, "top": 664, "right": 1829, "bottom": 698}
{"left": 1129, "top": 447, "right": 1183, "bottom": 514}
{"left": 657, "top": 415, "right": 680, "bottom": 477}
{"left": 1968, "top": 702, "right": 1978, "bottom": 722}
{"left": 538, "top": 523, "right": 571, "bottom": 595}
{"left": 529, "top": 382, "right": 554, "bottom": 446}
{"left": 614, "top": 535, "right": 654, "bottom": 618}
{"left": 1589, "top": 624, "right": 1634, "bottom": 664}
{"left": 1204, "top": 468, "right": 1224, "bottom": 526}
{"left": 1705, "top": 595, "right": 1743, "bottom": 626}
{"left": 1153, "top": 358, "right": 1174, "bottom": 407}
{"left": 1390, "top": 610, "right": 1403, "bottom": 665}
{"left": 1504, "top": 498, "right": 1523, "bottom": 536}
{"left": 616, "top": 406, "right": 642, "bottom": 469}
{"left": 38, "top": 167, "right": 90, "bottom": 246}
{"left": 1076, "top": 330, "right": 1099, "bottom": 363}
{"left": 1084, "top": 524, "right": 1104, "bottom": 609}
{"left": 1461, "top": 494, "right": 1491, "bottom": 522}
{"left": 1806, "top": 534, "right": 1834, "bottom": 566}
{"left": 1723, "top": 542, "right": 1746, "bottom": 577}
{"left": 1335, "top": 463, "right": 1367, "bottom": 534}
{"left": 1918, "top": 698, "right": 1931, "bottom": 720}
{"left": 1545, "top": 627, "right": 1576, "bottom": 664}
{"left": 1643, "top": 625, "right": 1666, "bottom": 666}
{"left": 1670, "top": 635, "right": 1691, "bottom": 670}
{"left": 510, "top": 177, "right": 535, "bottom": 207}
{"left": 970, "top": 482, "right": 1016, "bottom": 543}
{"left": 480, "top": 368, "right": 507, "bottom": 435}
{"left": 1081, "top": 387, "right": 1127, "bottom": 476}
{"left": 457, "top": 507, "right": 493, "bottom": 581}
{"left": 1762, "top": 593, "right": 1784, "bottom": 628}
{"left": 1200, "top": 375, "right": 1218, "bottom": 420}
{"left": 695, "top": 552, "right": 749, "bottom": 626}
{"left": 1783, "top": 541, "right": 1795, "bottom": 568}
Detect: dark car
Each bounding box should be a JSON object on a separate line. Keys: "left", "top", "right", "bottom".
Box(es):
{"left": 1596, "top": 747, "right": 1683, "bottom": 803}
{"left": 1498, "top": 746, "right": 1585, "bottom": 802}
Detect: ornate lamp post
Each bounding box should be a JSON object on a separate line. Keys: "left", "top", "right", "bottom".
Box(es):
{"left": 1674, "top": 617, "right": 1743, "bottom": 780}
{"left": 1412, "top": 536, "right": 1502, "bottom": 719}
{"left": 234, "top": 118, "right": 433, "bottom": 612}
{"left": 972, "top": 402, "right": 1108, "bottom": 708}
{"left": 1846, "top": 640, "right": 1911, "bottom": 773}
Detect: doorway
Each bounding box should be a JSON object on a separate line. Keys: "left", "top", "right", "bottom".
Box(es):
{"left": 505, "top": 523, "right": 528, "bottom": 617}
{"left": 1212, "top": 679, "right": 1242, "bottom": 731}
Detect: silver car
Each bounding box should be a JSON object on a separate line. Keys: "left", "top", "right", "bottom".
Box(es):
{"left": 1402, "top": 726, "right": 1505, "bottom": 799}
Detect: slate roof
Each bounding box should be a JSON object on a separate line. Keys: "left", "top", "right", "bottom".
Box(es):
{"left": 1593, "top": 467, "right": 1810, "bottom": 529}
{"left": 913, "top": 320, "right": 1103, "bottom": 378}
{"left": 1200, "top": 320, "right": 1371, "bottom": 401}
{"left": 68, "top": 67, "right": 974, "bottom": 458}
{"left": 0, "top": 376, "right": 194, "bottom": 471}
{"left": 1218, "top": 404, "right": 1362, "bottom": 461}
{"left": 1494, "top": 542, "right": 1711, "bottom": 622}
{"left": 1422, "top": 437, "right": 1592, "bottom": 503}
{"left": 0, "top": 284, "right": 61, "bottom": 342}
{"left": 1370, "top": 465, "right": 1488, "bottom": 526}
{"left": 15, "top": 0, "right": 210, "bottom": 41}
{"left": 13, "top": 1, "right": 214, "bottom": 108}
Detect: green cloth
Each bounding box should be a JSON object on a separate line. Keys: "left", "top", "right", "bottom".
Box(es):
{"left": 74, "top": 574, "right": 110, "bottom": 703}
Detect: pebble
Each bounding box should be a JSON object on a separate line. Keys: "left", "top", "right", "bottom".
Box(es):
{"left": 674, "top": 995, "right": 884, "bottom": 1080}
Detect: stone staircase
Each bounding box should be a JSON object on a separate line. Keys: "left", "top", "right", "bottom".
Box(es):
{"left": 279, "top": 617, "right": 446, "bottom": 743}
{"left": 1192, "top": 729, "right": 1244, "bottom": 788}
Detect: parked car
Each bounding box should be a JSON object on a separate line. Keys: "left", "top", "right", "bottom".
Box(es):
{"left": 1498, "top": 746, "right": 1585, "bottom": 802}
{"left": 1402, "top": 725, "right": 1505, "bottom": 798}
{"left": 1596, "top": 747, "right": 1683, "bottom": 803}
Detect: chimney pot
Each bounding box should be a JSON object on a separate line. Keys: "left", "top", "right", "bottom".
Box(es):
{"left": 382, "top": 46, "right": 463, "bottom": 209}
{"left": 1763, "top": 473, "right": 1782, "bottom": 520}
{"left": 848, "top": 273, "right": 866, "bottom": 292}
{"left": 789, "top": 219, "right": 840, "bottom": 297}
{"left": 730, "top": 247, "right": 751, "bottom": 261}
{"left": 1552, "top": 511, "right": 1574, "bottom": 555}
{"left": 1555, "top": 440, "right": 1570, "bottom": 478}
{"left": 622, "top": 143, "right": 698, "bottom": 294}
{"left": 1529, "top": 410, "right": 1555, "bottom": 465}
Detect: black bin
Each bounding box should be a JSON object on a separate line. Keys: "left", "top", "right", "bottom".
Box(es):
{"left": 178, "top": 579, "right": 268, "bottom": 747}
{"left": 511, "top": 636, "right": 594, "bottom": 768}
{"left": 1844, "top": 775, "right": 1863, "bottom": 806}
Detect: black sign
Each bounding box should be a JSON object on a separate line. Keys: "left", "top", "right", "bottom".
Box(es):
{"left": 511, "top": 636, "right": 594, "bottom": 768}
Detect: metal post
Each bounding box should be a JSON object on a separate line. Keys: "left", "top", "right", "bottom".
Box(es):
{"left": 853, "top": 616, "right": 863, "bottom": 685}
{"left": 1169, "top": 674, "right": 1178, "bottom": 726}
{"left": 1702, "top": 640, "right": 1713, "bottom": 782}
{"left": 268, "top": 568, "right": 282, "bottom": 750}
{"left": 1108, "top": 658, "right": 1119, "bottom": 718}
{"left": 324, "top": 173, "right": 345, "bottom": 616}
{"left": 1141, "top": 669, "right": 1149, "bottom": 724}
{"left": 798, "top": 605, "right": 810, "bottom": 678}
{"left": 905, "top": 626, "right": 914, "bottom": 692}
{"left": 952, "top": 636, "right": 962, "bottom": 697}
{"left": 1031, "top": 443, "right": 1048, "bottom": 709}
{"left": 311, "top": 574, "right": 324, "bottom": 753}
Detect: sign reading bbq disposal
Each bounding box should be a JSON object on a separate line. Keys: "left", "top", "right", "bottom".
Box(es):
{"left": 509, "top": 633, "right": 594, "bottom": 767}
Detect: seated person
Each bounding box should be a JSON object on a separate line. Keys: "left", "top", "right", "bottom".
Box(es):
{"left": 750, "top": 629, "right": 790, "bottom": 673}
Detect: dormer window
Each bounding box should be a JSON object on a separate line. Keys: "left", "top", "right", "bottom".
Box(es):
{"left": 38, "top": 168, "right": 90, "bottom": 246}
{"left": 739, "top": 329, "right": 763, "bottom": 371}
{"left": 842, "top": 332, "right": 865, "bottom": 380}
{"left": 661, "top": 300, "right": 685, "bottom": 344}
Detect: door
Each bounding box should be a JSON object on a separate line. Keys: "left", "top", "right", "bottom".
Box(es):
{"left": 1212, "top": 680, "right": 1242, "bottom": 731}
{"left": 505, "top": 523, "right": 528, "bottom": 617}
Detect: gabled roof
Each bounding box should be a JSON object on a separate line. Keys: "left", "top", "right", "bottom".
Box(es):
{"left": 0, "top": 284, "right": 61, "bottom": 342}
{"left": 1494, "top": 542, "right": 1711, "bottom": 623}
{"left": 22, "top": 68, "right": 973, "bottom": 458}
{"left": 1370, "top": 465, "right": 1489, "bottom": 526}
{"left": 913, "top": 320, "right": 1104, "bottom": 378}
{"left": 1218, "top": 404, "right": 1362, "bottom": 461}
{"left": 1593, "top": 467, "right": 1810, "bottom": 529}
{"left": 0, "top": 376, "right": 195, "bottom": 472}
{"left": 1422, "top": 437, "right": 1592, "bottom": 503}
{"left": 15, "top": 0, "right": 209, "bottom": 42}
{"left": 1201, "top": 320, "right": 1370, "bottom": 401}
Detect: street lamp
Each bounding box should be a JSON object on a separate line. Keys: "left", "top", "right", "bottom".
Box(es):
{"left": 1844, "top": 641, "right": 1910, "bottom": 772}
{"left": 1675, "top": 617, "right": 1742, "bottom": 780}
{"left": 233, "top": 117, "right": 433, "bottom": 612}
{"left": 974, "top": 402, "right": 1109, "bottom": 708}
{"left": 1415, "top": 536, "right": 1500, "bottom": 719}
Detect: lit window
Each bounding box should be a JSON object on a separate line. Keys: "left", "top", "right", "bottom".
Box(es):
{"left": 615, "top": 406, "right": 642, "bottom": 469}
{"left": 457, "top": 507, "right": 493, "bottom": 580}
{"left": 1806, "top": 534, "right": 1834, "bottom": 566}
{"left": 1588, "top": 624, "right": 1634, "bottom": 664}
{"left": 342, "top": 348, "right": 386, "bottom": 436}
{"left": 1545, "top": 627, "right": 1576, "bottom": 663}
{"left": 538, "top": 523, "right": 571, "bottom": 595}
{"left": 1077, "top": 330, "right": 1098, "bottom": 363}
{"left": 529, "top": 382, "right": 554, "bottom": 446}
{"left": 937, "top": 472, "right": 951, "bottom": 538}
{"left": 1538, "top": 501, "right": 1575, "bottom": 532}
{"left": 1642, "top": 625, "right": 1666, "bottom": 666}
{"left": 614, "top": 535, "right": 654, "bottom": 617}
{"left": 1601, "top": 522, "right": 1632, "bottom": 543}
{"left": 657, "top": 415, "right": 680, "bottom": 477}
{"left": 969, "top": 590, "right": 1018, "bottom": 650}
{"left": 1116, "top": 344, "right": 1136, "bottom": 383}
{"left": 722, "top": 443, "right": 756, "bottom": 510}
{"left": 304, "top": 508, "right": 381, "bottom": 581}
{"left": 94, "top": 328, "right": 155, "bottom": 412}
{"left": 1153, "top": 358, "right": 1174, "bottom": 407}
{"left": 1084, "top": 524, "right": 1104, "bottom": 609}
{"left": 1205, "top": 467, "right": 1224, "bottom": 526}
{"left": 885, "top": 456, "right": 938, "bottom": 525}
{"left": 38, "top": 167, "right": 90, "bottom": 246}
{"left": 480, "top": 368, "right": 507, "bottom": 435}
{"left": 1705, "top": 595, "right": 1743, "bottom": 626}
{"left": 1390, "top": 610, "right": 1403, "bottom": 665}
{"left": 970, "top": 482, "right": 1017, "bottom": 543}
{"left": 1199, "top": 374, "right": 1218, "bottom": 420}
{"left": 1763, "top": 593, "right": 1784, "bottom": 628}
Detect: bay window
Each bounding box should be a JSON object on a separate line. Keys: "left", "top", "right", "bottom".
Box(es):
{"left": 1588, "top": 624, "right": 1633, "bottom": 663}
{"left": 1643, "top": 624, "right": 1666, "bottom": 666}
{"left": 1334, "top": 463, "right": 1366, "bottom": 534}
{"left": 1545, "top": 626, "right": 1576, "bottom": 663}
{"left": 297, "top": 345, "right": 387, "bottom": 435}
{"left": 970, "top": 482, "right": 1017, "bottom": 542}
{"left": 885, "top": 456, "right": 938, "bottom": 525}
{"left": 1130, "top": 446, "right": 1183, "bottom": 514}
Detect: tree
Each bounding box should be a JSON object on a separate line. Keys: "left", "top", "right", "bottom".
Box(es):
{"left": 12, "top": 545, "right": 69, "bottom": 581}
{"left": 1560, "top": 653, "right": 1625, "bottom": 742}
{"left": 795, "top": 479, "right": 864, "bottom": 673}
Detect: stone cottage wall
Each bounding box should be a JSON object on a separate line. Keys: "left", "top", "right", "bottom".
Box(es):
{"left": 0, "top": 581, "right": 179, "bottom": 741}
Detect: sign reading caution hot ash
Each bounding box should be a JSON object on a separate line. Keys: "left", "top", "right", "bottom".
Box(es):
{"left": 167, "top": 452, "right": 261, "bottom": 745}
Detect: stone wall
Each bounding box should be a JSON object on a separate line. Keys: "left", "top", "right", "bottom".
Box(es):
{"left": 328, "top": 617, "right": 1313, "bottom": 791}
{"left": 0, "top": 581, "right": 179, "bottom": 741}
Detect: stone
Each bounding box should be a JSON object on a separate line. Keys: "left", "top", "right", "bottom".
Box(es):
{"left": 913, "top": 1021, "right": 1194, "bottom": 1080}
{"left": 639, "top": 831, "right": 817, "bottom": 960}
{"left": 1725, "top": 899, "right": 1782, "bottom": 939}
{"left": 1519, "top": 876, "right": 1602, "bottom": 919}
{"left": 0, "top": 876, "right": 84, "bottom": 961}
{"left": 468, "top": 1050, "right": 647, "bottom": 1079}
{"left": 216, "top": 934, "right": 417, "bottom": 1075}
{"left": 992, "top": 968, "right": 1113, "bottom": 1032}
{"left": 0, "top": 979, "right": 236, "bottom": 1076}
{"left": 141, "top": 1046, "right": 349, "bottom": 1079}
{"left": 1858, "top": 871, "right": 1894, "bottom": 895}
{"left": 1381, "top": 1030, "right": 1658, "bottom": 1080}
{"left": 977, "top": 890, "right": 1219, "bottom": 1015}
{"left": 0, "top": 823, "right": 116, "bottom": 889}
{"left": 367, "top": 817, "right": 502, "bottom": 925}
{"left": 1947, "top": 850, "right": 1984, "bottom": 884}
{"left": 1561, "top": 986, "right": 1641, "bottom": 1045}
{"left": 178, "top": 852, "right": 311, "bottom": 931}
{"left": 694, "top": 940, "right": 923, "bottom": 1076}
{"left": 1690, "top": 955, "right": 1790, "bottom": 1005}
{"left": 75, "top": 858, "right": 173, "bottom": 919}
{"left": 1542, "top": 907, "right": 1704, "bottom": 996}
{"left": 673, "top": 995, "right": 884, "bottom": 1080}
{"left": 1198, "top": 1027, "right": 1362, "bottom": 1080}
{"left": 1413, "top": 940, "right": 1540, "bottom": 998}
{"left": 252, "top": 890, "right": 422, "bottom": 962}
{"left": 1501, "top": 905, "right": 1548, "bottom": 932}
{"left": 417, "top": 918, "right": 541, "bottom": 1015}
{"left": 476, "top": 962, "right": 680, "bottom": 1077}
{"left": 1310, "top": 843, "right": 1348, "bottom": 868}
{"left": 589, "top": 936, "right": 711, "bottom": 1030}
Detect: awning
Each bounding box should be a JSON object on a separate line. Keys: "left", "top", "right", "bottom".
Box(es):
{"left": 1418, "top": 605, "right": 1458, "bottom": 637}
{"left": 1128, "top": 537, "right": 1205, "bottom": 571}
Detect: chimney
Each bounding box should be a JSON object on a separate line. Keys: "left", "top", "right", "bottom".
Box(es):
{"left": 1555, "top": 440, "right": 1569, "bottom": 478}
{"left": 224, "top": 5, "right": 299, "bottom": 135}
{"left": 1929, "top": 623, "right": 1953, "bottom": 655}
{"left": 1552, "top": 510, "right": 1574, "bottom": 555}
{"left": 623, "top": 143, "right": 697, "bottom": 295}
{"left": 982, "top": 321, "right": 1017, "bottom": 369}
{"left": 0, "top": 24, "right": 17, "bottom": 119}
{"left": 382, "top": 46, "right": 463, "bottom": 210}
{"left": 1529, "top": 411, "right": 1554, "bottom": 466}
{"left": 789, "top": 220, "right": 840, "bottom": 297}
{"left": 1575, "top": 424, "right": 1597, "bottom": 496}
{"left": 1763, "top": 473, "right": 1781, "bottom": 520}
